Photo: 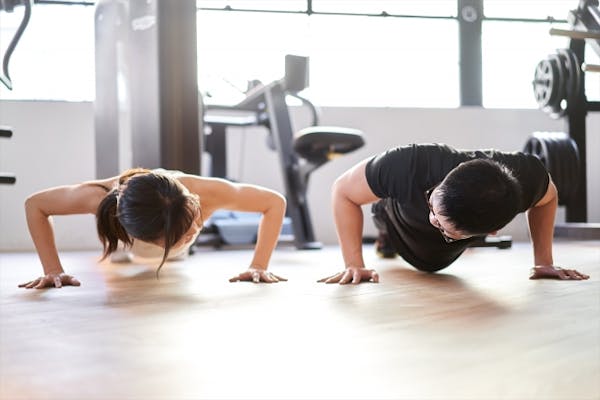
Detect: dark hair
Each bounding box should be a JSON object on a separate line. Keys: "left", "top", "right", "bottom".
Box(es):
{"left": 437, "top": 159, "right": 522, "bottom": 235}
{"left": 96, "top": 168, "right": 200, "bottom": 277}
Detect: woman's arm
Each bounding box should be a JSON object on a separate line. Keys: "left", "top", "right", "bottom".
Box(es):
{"left": 182, "top": 176, "right": 286, "bottom": 271}
{"left": 22, "top": 180, "right": 112, "bottom": 287}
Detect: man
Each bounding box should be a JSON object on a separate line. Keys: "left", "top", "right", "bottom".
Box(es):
{"left": 319, "top": 143, "right": 590, "bottom": 284}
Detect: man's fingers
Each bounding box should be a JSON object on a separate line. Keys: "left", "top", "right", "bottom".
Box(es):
{"left": 318, "top": 272, "right": 342, "bottom": 283}
{"left": 54, "top": 276, "right": 63, "bottom": 288}
{"left": 18, "top": 281, "right": 34, "bottom": 288}
{"left": 571, "top": 270, "right": 589, "bottom": 280}
{"left": 27, "top": 278, "right": 42, "bottom": 289}
{"left": 351, "top": 269, "right": 362, "bottom": 284}
{"left": 25, "top": 278, "right": 41, "bottom": 289}
{"left": 229, "top": 272, "right": 248, "bottom": 282}
{"left": 318, "top": 272, "right": 341, "bottom": 283}
{"left": 564, "top": 269, "right": 581, "bottom": 280}
{"left": 563, "top": 269, "right": 589, "bottom": 280}
{"left": 556, "top": 269, "right": 569, "bottom": 280}
{"left": 34, "top": 277, "right": 50, "bottom": 289}
{"left": 339, "top": 270, "right": 353, "bottom": 285}
{"left": 319, "top": 269, "right": 380, "bottom": 284}
{"left": 371, "top": 270, "right": 380, "bottom": 283}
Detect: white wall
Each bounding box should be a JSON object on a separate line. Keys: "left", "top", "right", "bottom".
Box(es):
{"left": 1, "top": 100, "right": 598, "bottom": 251}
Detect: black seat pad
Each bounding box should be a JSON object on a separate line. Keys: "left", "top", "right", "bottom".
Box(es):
{"left": 294, "top": 126, "right": 365, "bottom": 162}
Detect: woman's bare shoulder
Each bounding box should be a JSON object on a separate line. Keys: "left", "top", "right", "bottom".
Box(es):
{"left": 81, "top": 177, "right": 116, "bottom": 191}
{"left": 177, "top": 175, "right": 234, "bottom": 191}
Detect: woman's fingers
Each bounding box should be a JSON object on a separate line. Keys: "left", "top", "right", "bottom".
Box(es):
{"left": 270, "top": 273, "right": 287, "bottom": 282}
{"left": 67, "top": 276, "right": 81, "bottom": 286}
{"left": 18, "top": 274, "right": 81, "bottom": 289}
{"left": 229, "top": 270, "right": 287, "bottom": 283}
{"left": 261, "top": 271, "right": 278, "bottom": 283}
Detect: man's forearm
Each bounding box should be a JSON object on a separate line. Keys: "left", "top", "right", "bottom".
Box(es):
{"left": 333, "top": 192, "right": 366, "bottom": 268}
{"left": 527, "top": 194, "right": 557, "bottom": 266}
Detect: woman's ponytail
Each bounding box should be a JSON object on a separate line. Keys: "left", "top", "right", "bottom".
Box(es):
{"left": 96, "top": 189, "right": 133, "bottom": 259}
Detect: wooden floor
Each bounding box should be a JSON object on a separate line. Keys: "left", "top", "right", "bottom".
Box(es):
{"left": 1, "top": 240, "right": 599, "bottom": 400}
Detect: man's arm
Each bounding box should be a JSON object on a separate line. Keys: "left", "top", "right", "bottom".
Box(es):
{"left": 527, "top": 176, "right": 557, "bottom": 267}
{"left": 527, "top": 176, "right": 589, "bottom": 280}
{"left": 319, "top": 158, "right": 381, "bottom": 284}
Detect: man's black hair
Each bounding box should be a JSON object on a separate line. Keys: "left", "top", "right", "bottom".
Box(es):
{"left": 437, "top": 159, "right": 522, "bottom": 235}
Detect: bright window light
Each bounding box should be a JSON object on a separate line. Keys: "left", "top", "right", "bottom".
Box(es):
{"left": 197, "top": 11, "right": 459, "bottom": 107}
{"left": 0, "top": 4, "right": 95, "bottom": 101}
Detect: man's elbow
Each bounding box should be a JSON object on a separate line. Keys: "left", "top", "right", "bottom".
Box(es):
{"left": 332, "top": 176, "right": 347, "bottom": 200}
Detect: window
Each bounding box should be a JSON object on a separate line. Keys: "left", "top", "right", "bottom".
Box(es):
{"left": 197, "top": 10, "right": 459, "bottom": 107}
{"left": 480, "top": 0, "right": 600, "bottom": 108}
{"left": 1, "top": 1, "right": 596, "bottom": 107}
{"left": 484, "top": 0, "right": 575, "bottom": 20}
{"left": 482, "top": 20, "right": 571, "bottom": 108}
{"left": 0, "top": 3, "right": 95, "bottom": 101}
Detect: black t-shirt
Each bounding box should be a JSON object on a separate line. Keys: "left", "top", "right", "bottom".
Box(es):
{"left": 365, "top": 143, "right": 549, "bottom": 270}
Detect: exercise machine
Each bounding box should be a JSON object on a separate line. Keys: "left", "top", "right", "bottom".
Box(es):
{"left": 0, "top": 0, "right": 31, "bottom": 91}
{"left": 200, "top": 55, "right": 365, "bottom": 250}
{"left": 94, "top": 0, "right": 201, "bottom": 178}
{"left": 0, "top": 0, "right": 31, "bottom": 185}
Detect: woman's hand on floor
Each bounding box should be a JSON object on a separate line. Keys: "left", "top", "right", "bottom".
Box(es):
{"left": 318, "top": 267, "right": 379, "bottom": 284}
{"left": 530, "top": 265, "right": 589, "bottom": 280}
{"left": 229, "top": 267, "right": 287, "bottom": 283}
{"left": 18, "top": 273, "right": 81, "bottom": 289}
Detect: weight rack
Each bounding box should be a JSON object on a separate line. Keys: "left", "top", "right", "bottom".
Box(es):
{"left": 536, "top": 0, "right": 600, "bottom": 237}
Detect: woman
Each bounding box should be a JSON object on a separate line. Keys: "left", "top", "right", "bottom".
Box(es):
{"left": 19, "top": 168, "right": 287, "bottom": 289}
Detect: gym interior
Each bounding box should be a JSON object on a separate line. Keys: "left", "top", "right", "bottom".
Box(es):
{"left": 1, "top": 1, "right": 599, "bottom": 399}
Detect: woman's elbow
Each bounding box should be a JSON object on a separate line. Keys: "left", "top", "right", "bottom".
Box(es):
{"left": 24, "top": 193, "right": 46, "bottom": 217}
{"left": 24, "top": 194, "right": 37, "bottom": 213}
{"left": 272, "top": 192, "right": 287, "bottom": 214}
